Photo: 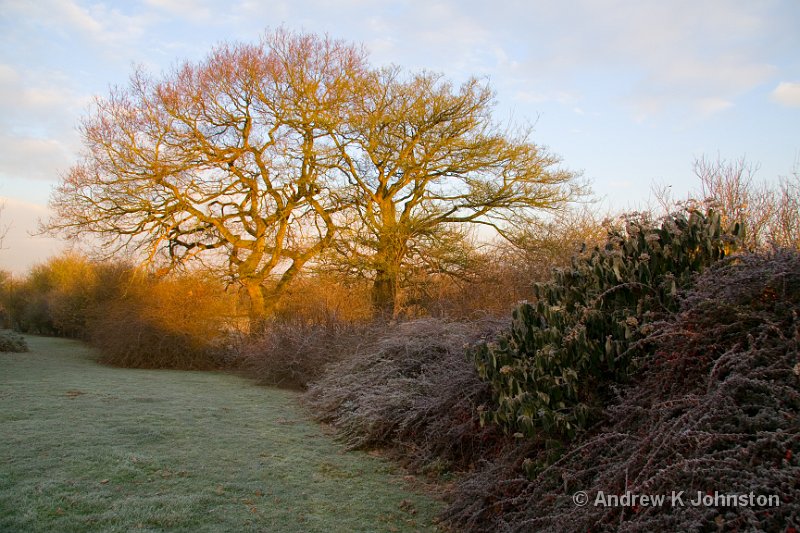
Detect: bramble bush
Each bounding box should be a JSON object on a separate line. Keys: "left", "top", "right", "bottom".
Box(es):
{"left": 91, "top": 272, "right": 235, "bottom": 370}
{"left": 241, "top": 318, "right": 374, "bottom": 389}
{"left": 473, "top": 208, "right": 744, "bottom": 446}
{"left": 446, "top": 249, "right": 800, "bottom": 532}
{"left": 304, "top": 317, "right": 511, "bottom": 474}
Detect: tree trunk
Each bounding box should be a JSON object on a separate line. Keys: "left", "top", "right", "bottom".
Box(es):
{"left": 371, "top": 266, "right": 399, "bottom": 318}
{"left": 371, "top": 199, "right": 408, "bottom": 318}
{"left": 370, "top": 237, "right": 406, "bottom": 318}
{"left": 244, "top": 280, "right": 269, "bottom": 334}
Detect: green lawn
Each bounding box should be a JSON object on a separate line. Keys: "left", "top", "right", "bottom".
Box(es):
{"left": 0, "top": 335, "right": 442, "bottom": 532}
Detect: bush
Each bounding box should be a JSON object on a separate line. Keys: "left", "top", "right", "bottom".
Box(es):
{"left": 240, "top": 319, "right": 375, "bottom": 390}
{"left": 444, "top": 249, "right": 800, "bottom": 531}
{"left": 0, "top": 330, "right": 28, "bottom": 352}
{"left": 91, "top": 272, "right": 235, "bottom": 370}
{"left": 473, "top": 208, "right": 744, "bottom": 443}
{"left": 2, "top": 253, "right": 100, "bottom": 338}
{"left": 305, "top": 317, "right": 510, "bottom": 474}
{"left": 272, "top": 275, "right": 373, "bottom": 324}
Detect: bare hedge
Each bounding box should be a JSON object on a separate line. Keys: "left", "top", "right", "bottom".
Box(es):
{"left": 304, "top": 317, "right": 512, "bottom": 474}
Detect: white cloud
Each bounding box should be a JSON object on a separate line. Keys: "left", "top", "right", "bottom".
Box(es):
{"left": 696, "top": 98, "right": 735, "bottom": 116}
{"left": 1, "top": 0, "right": 148, "bottom": 48}
{"left": 0, "top": 64, "right": 83, "bottom": 182}
{"left": 771, "top": 82, "right": 800, "bottom": 107}
{"left": 398, "top": 0, "right": 789, "bottom": 120}
{"left": 0, "top": 64, "right": 87, "bottom": 123}
{"left": 144, "top": 0, "right": 214, "bottom": 23}
{"left": 57, "top": 0, "right": 105, "bottom": 35}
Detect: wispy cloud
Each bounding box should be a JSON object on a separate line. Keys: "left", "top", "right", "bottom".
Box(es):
{"left": 384, "top": 0, "right": 791, "bottom": 120}
{"left": 771, "top": 82, "right": 800, "bottom": 107}
{"left": 695, "top": 98, "right": 735, "bottom": 116}
{"left": 1, "top": 0, "right": 148, "bottom": 47}
{"left": 0, "top": 64, "right": 83, "bottom": 117}
{"left": 0, "top": 134, "right": 74, "bottom": 182}
{"left": 0, "top": 63, "right": 84, "bottom": 181}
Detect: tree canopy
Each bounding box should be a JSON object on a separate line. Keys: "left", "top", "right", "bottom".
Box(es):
{"left": 48, "top": 29, "right": 584, "bottom": 322}
{"left": 329, "top": 67, "right": 582, "bottom": 314}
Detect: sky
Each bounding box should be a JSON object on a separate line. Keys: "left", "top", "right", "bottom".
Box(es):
{"left": 0, "top": 0, "right": 798, "bottom": 274}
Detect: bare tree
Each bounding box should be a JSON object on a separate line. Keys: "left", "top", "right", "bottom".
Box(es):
{"left": 693, "top": 156, "right": 774, "bottom": 249}
{"left": 329, "top": 69, "right": 584, "bottom": 315}
{"left": 651, "top": 156, "right": 800, "bottom": 251}
{"left": 768, "top": 169, "right": 800, "bottom": 249}
{"left": 47, "top": 30, "right": 585, "bottom": 322}
{"left": 47, "top": 30, "right": 367, "bottom": 330}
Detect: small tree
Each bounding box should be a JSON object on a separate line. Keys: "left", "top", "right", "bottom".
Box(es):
{"left": 693, "top": 156, "right": 773, "bottom": 249}
{"left": 654, "top": 156, "right": 800, "bottom": 251}
{"left": 768, "top": 170, "right": 800, "bottom": 248}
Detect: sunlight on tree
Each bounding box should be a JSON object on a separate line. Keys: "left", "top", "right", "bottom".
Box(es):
{"left": 46, "top": 29, "right": 585, "bottom": 323}
{"left": 330, "top": 69, "right": 585, "bottom": 315}
{"left": 47, "top": 30, "right": 367, "bottom": 330}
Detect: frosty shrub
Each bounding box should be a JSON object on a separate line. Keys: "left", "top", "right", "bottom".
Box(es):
{"left": 445, "top": 249, "right": 800, "bottom": 531}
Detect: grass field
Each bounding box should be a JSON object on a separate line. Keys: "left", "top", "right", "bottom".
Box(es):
{"left": 0, "top": 335, "right": 442, "bottom": 532}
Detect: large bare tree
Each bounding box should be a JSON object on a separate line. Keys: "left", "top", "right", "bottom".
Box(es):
{"left": 48, "top": 31, "right": 366, "bottom": 329}
{"left": 49, "top": 30, "right": 584, "bottom": 322}
{"left": 330, "top": 68, "right": 583, "bottom": 315}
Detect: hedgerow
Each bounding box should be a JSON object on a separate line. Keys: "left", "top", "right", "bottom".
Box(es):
{"left": 304, "top": 317, "right": 511, "bottom": 474}
{"left": 241, "top": 319, "right": 375, "bottom": 390}
{"left": 444, "top": 249, "right": 800, "bottom": 531}
{"left": 90, "top": 272, "right": 234, "bottom": 370}
{"left": 473, "top": 208, "right": 744, "bottom": 444}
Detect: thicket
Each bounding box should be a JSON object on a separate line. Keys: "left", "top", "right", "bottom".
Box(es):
{"left": 0, "top": 330, "right": 28, "bottom": 352}
{"left": 0, "top": 255, "right": 237, "bottom": 369}
{"left": 653, "top": 156, "right": 800, "bottom": 250}
{"left": 241, "top": 319, "right": 374, "bottom": 389}
{"left": 473, "top": 208, "right": 744, "bottom": 446}
{"left": 445, "top": 249, "right": 800, "bottom": 531}
{"left": 1, "top": 254, "right": 99, "bottom": 337}
{"left": 304, "top": 318, "right": 512, "bottom": 474}
{"left": 90, "top": 272, "right": 235, "bottom": 369}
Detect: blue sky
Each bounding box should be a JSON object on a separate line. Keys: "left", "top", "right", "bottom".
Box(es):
{"left": 1, "top": 0, "right": 799, "bottom": 273}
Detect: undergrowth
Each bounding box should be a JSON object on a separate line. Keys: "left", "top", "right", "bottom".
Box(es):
{"left": 241, "top": 319, "right": 374, "bottom": 390}
{"left": 443, "top": 249, "right": 800, "bottom": 531}
{"left": 0, "top": 330, "right": 28, "bottom": 352}
{"left": 304, "top": 317, "right": 512, "bottom": 475}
